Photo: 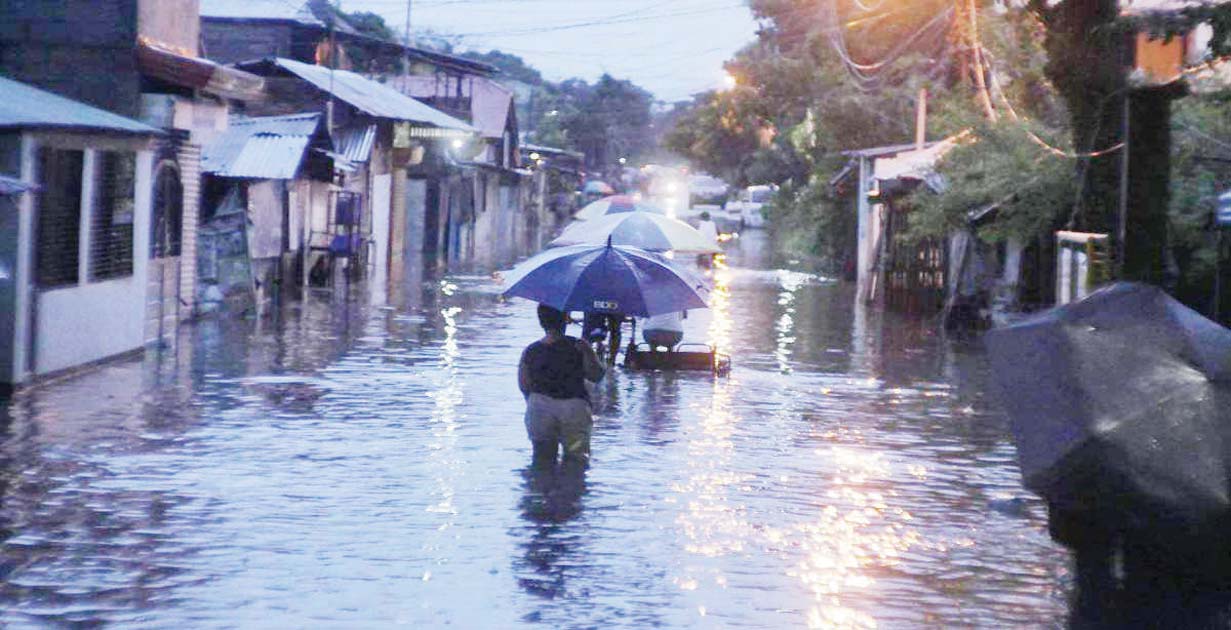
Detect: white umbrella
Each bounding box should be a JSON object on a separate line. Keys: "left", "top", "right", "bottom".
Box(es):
{"left": 552, "top": 211, "right": 721, "bottom": 254}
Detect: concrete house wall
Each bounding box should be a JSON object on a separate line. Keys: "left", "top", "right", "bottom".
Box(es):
{"left": 7, "top": 131, "right": 155, "bottom": 383}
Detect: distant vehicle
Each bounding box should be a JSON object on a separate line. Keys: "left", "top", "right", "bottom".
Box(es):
{"left": 642, "top": 164, "right": 690, "bottom": 216}
{"left": 689, "top": 174, "right": 729, "bottom": 205}
{"left": 724, "top": 185, "right": 774, "bottom": 229}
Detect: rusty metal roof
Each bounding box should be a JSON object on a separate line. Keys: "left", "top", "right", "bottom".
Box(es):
{"left": 261, "top": 58, "right": 475, "bottom": 131}
{"left": 0, "top": 75, "right": 160, "bottom": 135}
{"left": 202, "top": 113, "right": 321, "bottom": 179}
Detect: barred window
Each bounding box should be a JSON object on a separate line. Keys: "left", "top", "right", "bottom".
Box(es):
{"left": 35, "top": 147, "right": 84, "bottom": 288}
{"left": 90, "top": 151, "right": 136, "bottom": 281}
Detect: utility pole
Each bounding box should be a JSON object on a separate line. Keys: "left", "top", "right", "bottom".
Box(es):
{"left": 915, "top": 87, "right": 927, "bottom": 150}
{"left": 401, "top": 0, "right": 414, "bottom": 74}
{"left": 405, "top": 1, "right": 413, "bottom": 49}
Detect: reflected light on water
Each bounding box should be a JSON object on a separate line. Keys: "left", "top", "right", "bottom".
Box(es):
{"left": 706, "top": 258, "right": 733, "bottom": 355}
{"left": 775, "top": 271, "right": 804, "bottom": 374}
{"left": 426, "top": 304, "right": 464, "bottom": 520}
{"left": 771, "top": 446, "right": 921, "bottom": 629}
{"left": 672, "top": 262, "right": 749, "bottom": 613}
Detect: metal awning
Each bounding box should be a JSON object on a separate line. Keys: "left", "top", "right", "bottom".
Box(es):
{"left": 202, "top": 113, "right": 322, "bottom": 179}
{"left": 335, "top": 125, "right": 377, "bottom": 164}
{"left": 0, "top": 76, "right": 160, "bottom": 135}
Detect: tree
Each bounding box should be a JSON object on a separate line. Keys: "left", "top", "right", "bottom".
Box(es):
{"left": 1026, "top": 0, "right": 1231, "bottom": 284}
{"left": 459, "top": 50, "right": 545, "bottom": 86}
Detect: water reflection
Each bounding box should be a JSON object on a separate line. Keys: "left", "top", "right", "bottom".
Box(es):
{"left": 0, "top": 231, "right": 1073, "bottom": 627}
{"left": 515, "top": 461, "right": 589, "bottom": 603}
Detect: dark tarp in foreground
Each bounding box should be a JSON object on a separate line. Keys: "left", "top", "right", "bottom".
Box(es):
{"left": 986, "top": 282, "right": 1231, "bottom": 528}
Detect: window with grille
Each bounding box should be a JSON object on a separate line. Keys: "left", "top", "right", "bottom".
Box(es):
{"left": 35, "top": 147, "right": 84, "bottom": 288}
{"left": 90, "top": 151, "right": 136, "bottom": 281}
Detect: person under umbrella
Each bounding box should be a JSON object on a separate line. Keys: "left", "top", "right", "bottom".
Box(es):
{"left": 518, "top": 304, "right": 606, "bottom": 467}
{"left": 503, "top": 241, "right": 710, "bottom": 463}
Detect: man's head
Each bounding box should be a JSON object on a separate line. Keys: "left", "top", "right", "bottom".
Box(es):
{"left": 537, "top": 304, "right": 567, "bottom": 334}
{"left": 700, "top": 211, "right": 711, "bottom": 220}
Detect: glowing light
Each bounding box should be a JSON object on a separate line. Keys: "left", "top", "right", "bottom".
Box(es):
{"left": 723, "top": 73, "right": 738, "bottom": 90}
{"left": 451, "top": 139, "right": 464, "bottom": 150}
{"left": 618, "top": 157, "right": 628, "bottom": 165}
{"left": 666, "top": 182, "right": 678, "bottom": 193}
{"left": 529, "top": 152, "right": 541, "bottom": 161}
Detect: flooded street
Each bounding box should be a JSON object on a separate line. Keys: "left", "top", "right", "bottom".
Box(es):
{"left": 0, "top": 232, "right": 1071, "bottom": 628}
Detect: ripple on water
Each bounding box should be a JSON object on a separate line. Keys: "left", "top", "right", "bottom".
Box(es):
{"left": 0, "top": 233, "right": 1070, "bottom": 627}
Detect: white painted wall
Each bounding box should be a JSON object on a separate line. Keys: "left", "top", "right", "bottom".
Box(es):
{"left": 34, "top": 149, "right": 153, "bottom": 375}
{"left": 372, "top": 173, "right": 392, "bottom": 286}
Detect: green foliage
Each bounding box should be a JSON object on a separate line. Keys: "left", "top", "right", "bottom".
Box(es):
{"left": 344, "top": 10, "right": 396, "bottom": 41}
{"left": 459, "top": 50, "right": 545, "bottom": 86}
{"left": 904, "top": 121, "right": 1077, "bottom": 243}
{"left": 1170, "top": 96, "right": 1231, "bottom": 306}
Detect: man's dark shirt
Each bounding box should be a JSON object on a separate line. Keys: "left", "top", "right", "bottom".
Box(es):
{"left": 521, "top": 337, "right": 588, "bottom": 401}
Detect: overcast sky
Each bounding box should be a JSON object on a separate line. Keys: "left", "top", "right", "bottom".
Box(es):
{"left": 340, "top": 0, "right": 759, "bottom": 102}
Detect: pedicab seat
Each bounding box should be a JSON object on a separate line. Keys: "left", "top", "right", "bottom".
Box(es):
{"left": 624, "top": 343, "right": 731, "bottom": 375}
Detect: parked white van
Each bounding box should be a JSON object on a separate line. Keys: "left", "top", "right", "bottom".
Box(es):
{"left": 724, "top": 185, "right": 774, "bottom": 228}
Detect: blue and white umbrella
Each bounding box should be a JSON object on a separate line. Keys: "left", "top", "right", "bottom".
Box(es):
{"left": 501, "top": 241, "right": 709, "bottom": 317}
{"left": 550, "top": 211, "right": 721, "bottom": 254}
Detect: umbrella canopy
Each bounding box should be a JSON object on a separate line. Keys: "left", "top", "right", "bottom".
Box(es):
{"left": 501, "top": 243, "right": 709, "bottom": 317}
{"left": 550, "top": 211, "right": 721, "bottom": 254}
{"left": 583, "top": 180, "right": 615, "bottom": 195}
{"left": 987, "top": 282, "right": 1231, "bottom": 526}
{"left": 572, "top": 195, "right": 664, "bottom": 221}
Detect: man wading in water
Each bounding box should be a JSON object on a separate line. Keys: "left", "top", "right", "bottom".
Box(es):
{"left": 519, "top": 305, "right": 606, "bottom": 465}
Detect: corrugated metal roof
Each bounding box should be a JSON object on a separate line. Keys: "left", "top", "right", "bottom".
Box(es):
{"left": 199, "top": 0, "right": 358, "bottom": 33}
{"left": 269, "top": 58, "right": 475, "bottom": 131}
{"left": 0, "top": 174, "right": 35, "bottom": 195}
{"left": 0, "top": 75, "right": 160, "bottom": 135}
{"left": 224, "top": 134, "right": 311, "bottom": 179}
{"left": 202, "top": 113, "right": 320, "bottom": 179}
{"left": 336, "top": 125, "right": 377, "bottom": 163}
{"left": 232, "top": 112, "right": 321, "bottom": 136}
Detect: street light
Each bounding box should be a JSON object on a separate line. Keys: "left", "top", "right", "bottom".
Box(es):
{"left": 618, "top": 157, "right": 627, "bottom": 165}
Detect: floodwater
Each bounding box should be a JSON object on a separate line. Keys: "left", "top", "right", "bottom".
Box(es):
{"left": 0, "top": 232, "right": 1072, "bottom": 628}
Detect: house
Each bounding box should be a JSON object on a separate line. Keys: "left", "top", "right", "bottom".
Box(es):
{"left": 230, "top": 57, "right": 476, "bottom": 288}
{"left": 521, "top": 143, "right": 585, "bottom": 231}
{"left": 394, "top": 74, "right": 532, "bottom": 267}
{"left": 200, "top": 113, "right": 336, "bottom": 308}
{"left": 199, "top": 0, "right": 537, "bottom": 271}
{"left": 0, "top": 0, "right": 265, "bottom": 340}
{"left": 198, "top": 0, "right": 497, "bottom": 81}
{"left": 837, "top": 138, "right": 1047, "bottom": 326}
{"left": 0, "top": 76, "right": 161, "bottom": 390}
